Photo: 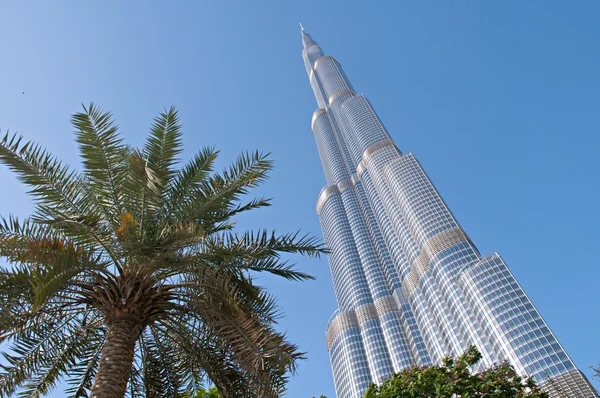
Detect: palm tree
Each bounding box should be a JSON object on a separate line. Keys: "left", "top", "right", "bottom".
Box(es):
{"left": 0, "top": 104, "right": 324, "bottom": 398}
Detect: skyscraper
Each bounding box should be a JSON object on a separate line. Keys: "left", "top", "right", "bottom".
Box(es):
{"left": 300, "top": 26, "right": 597, "bottom": 398}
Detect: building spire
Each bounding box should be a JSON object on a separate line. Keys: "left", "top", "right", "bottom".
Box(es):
{"left": 300, "top": 25, "right": 324, "bottom": 75}
{"left": 300, "top": 24, "right": 319, "bottom": 49}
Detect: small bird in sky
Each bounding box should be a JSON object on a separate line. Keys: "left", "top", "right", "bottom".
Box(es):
{"left": 22, "top": 92, "right": 25, "bottom": 94}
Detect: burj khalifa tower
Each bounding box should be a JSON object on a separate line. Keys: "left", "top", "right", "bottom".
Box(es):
{"left": 300, "top": 26, "right": 597, "bottom": 398}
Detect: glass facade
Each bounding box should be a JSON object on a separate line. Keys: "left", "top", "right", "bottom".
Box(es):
{"left": 301, "top": 27, "right": 598, "bottom": 398}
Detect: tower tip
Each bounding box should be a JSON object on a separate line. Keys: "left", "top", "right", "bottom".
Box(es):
{"left": 300, "top": 22, "right": 305, "bottom": 31}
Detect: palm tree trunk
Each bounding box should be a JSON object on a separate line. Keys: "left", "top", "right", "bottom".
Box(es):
{"left": 91, "top": 318, "right": 142, "bottom": 398}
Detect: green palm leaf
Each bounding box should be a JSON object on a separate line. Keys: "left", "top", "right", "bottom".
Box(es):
{"left": 72, "top": 103, "right": 128, "bottom": 229}
{"left": 166, "top": 147, "right": 219, "bottom": 218}
{"left": 184, "top": 151, "right": 272, "bottom": 228}
{"left": 144, "top": 106, "right": 182, "bottom": 193}
{"left": 65, "top": 330, "right": 104, "bottom": 398}
{"left": 0, "top": 132, "right": 86, "bottom": 220}
{"left": 18, "top": 321, "right": 102, "bottom": 398}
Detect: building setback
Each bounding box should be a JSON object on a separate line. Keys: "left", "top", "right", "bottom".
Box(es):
{"left": 300, "top": 26, "right": 597, "bottom": 398}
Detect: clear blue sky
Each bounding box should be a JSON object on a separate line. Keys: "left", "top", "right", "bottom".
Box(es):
{"left": 1, "top": 1, "right": 599, "bottom": 397}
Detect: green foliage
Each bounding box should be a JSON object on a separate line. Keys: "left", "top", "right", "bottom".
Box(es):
{"left": 363, "top": 345, "right": 548, "bottom": 398}
{"left": 190, "top": 386, "right": 221, "bottom": 397}
{"left": 0, "top": 104, "right": 325, "bottom": 397}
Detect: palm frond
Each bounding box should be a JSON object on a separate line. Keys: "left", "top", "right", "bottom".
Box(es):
{"left": 29, "top": 251, "right": 106, "bottom": 310}
{"left": 242, "top": 258, "right": 315, "bottom": 282}
{"left": 65, "top": 329, "right": 104, "bottom": 398}
{"left": 0, "top": 311, "right": 100, "bottom": 397}
{"left": 0, "top": 131, "right": 86, "bottom": 219}
{"left": 127, "top": 350, "right": 147, "bottom": 398}
{"left": 0, "top": 215, "right": 59, "bottom": 261}
{"left": 171, "top": 270, "right": 303, "bottom": 396}
{"left": 144, "top": 106, "right": 182, "bottom": 193}
{"left": 72, "top": 103, "right": 128, "bottom": 229}
{"left": 206, "top": 229, "right": 324, "bottom": 259}
{"left": 209, "top": 196, "right": 272, "bottom": 230}
{"left": 156, "top": 317, "right": 251, "bottom": 398}
{"left": 0, "top": 264, "right": 35, "bottom": 337}
{"left": 0, "top": 199, "right": 119, "bottom": 279}
{"left": 0, "top": 216, "right": 108, "bottom": 308}
{"left": 139, "top": 326, "right": 188, "bottom": 398}
{"left": 182, "top": 151, "right": 272, "bottom": 230}
{"left": 165, "top": 147, "right": 219, "bottom": 219}
{"left": 123, "top": 149, "right": 162, "bottom": 236}
{"left": 17, "top": 320, "right": 103, "bottom": 398}
{"left": 197, "top": 230, "right": 324, "bottom": 281}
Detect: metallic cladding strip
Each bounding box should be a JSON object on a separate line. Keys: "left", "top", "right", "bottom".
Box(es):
{"left": 313, "top": 55, "right": 337, "bottom": 70}
{"left": 401, "top": 272, "right": 419, "bottom": 302}
{"left": 458, "top": 255, "right": 498, "bottom": 283}
{"left": 326, "top": 296, "right": 401, "bottom": 351}
{"left": 374, "top": 296, "right": 399, "bottom": 317}
{"left": 325, "top": 310, "right": 358, "bottom": 351}
{"left": 355, "top": 304, "right": 378, "bottom": 325}
{"left": 355, "top": 138, "right": 397, "bottom": 178}
{"left": 402, "top": 227, "right": 471, "bottom": 301}
{"left": 337, "top": 178, "right": 353, "bottom": 192}
{"left": 311, "top": 108, "right": 327, "bottom": 132}
{"left": 316, "top": 185, "right": 339, "bottom": 215}
{"left": 356, "top": 161, "right": 366, "bottom": 178}
{"left": 328, "top": 89, "right": 356, "bottom": 105}
{"left": 316, "top": 178, "right": 356, "bottom": 215}
{"left": 363, "top": 138, "right": 396, "bottom": 160}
